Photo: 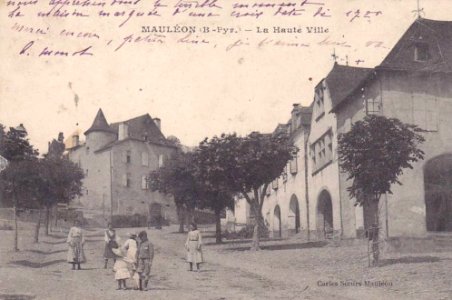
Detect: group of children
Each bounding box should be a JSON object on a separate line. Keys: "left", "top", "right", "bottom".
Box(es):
{"left": 110, "top": 230, "right": 154, "bottom": 291}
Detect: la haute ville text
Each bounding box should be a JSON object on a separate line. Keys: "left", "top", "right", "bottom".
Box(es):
{"left": 141, "top": 25, "right": 328, "bottom": 34}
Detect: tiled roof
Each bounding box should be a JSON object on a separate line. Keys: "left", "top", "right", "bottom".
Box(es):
{"left": 325, "top": 63, "right": 373, "bottom": 112}
{"left": 94, "top": 114, "right": 175, "bottom": 153}
{"left": 84, "top": 109, "right": 115, "bottom": 135}
{"left": 379, "top": 18, "right": 452, "bottom": 72}
{"left": 109, "top": 114, "right": 167, "bottom": 145}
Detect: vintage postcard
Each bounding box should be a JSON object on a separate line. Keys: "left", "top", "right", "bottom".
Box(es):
{"left": 1, "top": 0, "right": 451, "bottom": 299}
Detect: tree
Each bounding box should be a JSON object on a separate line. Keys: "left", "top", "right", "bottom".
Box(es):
{"left": 192, "top": 150, "right": 234, "bottom": 243}
{"left": 1, "top": 160, "right": 41, "bottom": 250}
{"left": 0, "top": 124, "right": 39, "bottom": 251}
{"left": 337, "top": 115, "right": 425, "bottom": 265}
{"left": 149, "top": 151, "right": 198, "bottom": 233}
{"left": 198, "top": 132, "right": 296, "bottom": 250}
{"left": 0, "top": 124, "right": 39, "bottom": 162}
{"left": 36, "top": 132, "right": 83, "bottom": 238}
{"left": 37, "top": 156, "right": 84, "bottom": 239}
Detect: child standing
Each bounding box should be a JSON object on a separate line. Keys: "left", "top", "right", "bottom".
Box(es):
{"left": 136, "top": 231, "right": 154, "bottom": 291}
{"left": 112, "top": 248, "right": 132, "bottom": 290}
{"left": 122, "top": 233, "right": 139, "bottom": 289}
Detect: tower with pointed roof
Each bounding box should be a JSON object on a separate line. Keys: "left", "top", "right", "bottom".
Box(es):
{"left": 66, "top": 109, "right": 178, "bottom": 223}
{"left": 84, "top": 109, "right": 117, "bottom": 152}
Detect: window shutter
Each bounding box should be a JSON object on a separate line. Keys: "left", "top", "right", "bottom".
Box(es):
{"left": 142, "top": 152, "right": 149, "bottom": 166}
{"left": 141, "top": 175, "right": 148, "bottom": 189}
{"left": 272, "top": 178, "right": 279, "bottom": 190}
{"left": 290, "top": 155, "right": 298, "bottom": 174}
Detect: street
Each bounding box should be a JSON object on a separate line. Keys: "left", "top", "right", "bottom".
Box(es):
{"left": 0, "top": 224, "right": 451, "bottom": 300}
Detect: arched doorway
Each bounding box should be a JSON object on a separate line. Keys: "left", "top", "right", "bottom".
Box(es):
{"left": 289, "top": 195, "right": 301, "bottom": 234}
{"left": 424, "top": 154, "right": 452, "bottom": 231}
{"left": 273, "top": 205, "right": 282, "bottom": 238}
{"left": 317, "top": 190, "right": 333, "bottom": 238}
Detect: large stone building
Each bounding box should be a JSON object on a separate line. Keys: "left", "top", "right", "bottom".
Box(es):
{"left": 66, "top": 109, "right": 177, "bottom": 220}
{"left": 235, "top": 18, "right": 452, "bottom": 239}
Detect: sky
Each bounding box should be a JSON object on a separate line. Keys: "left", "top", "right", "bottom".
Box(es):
{"left": 1, "top": 0, "right": 451, "bottom": 153}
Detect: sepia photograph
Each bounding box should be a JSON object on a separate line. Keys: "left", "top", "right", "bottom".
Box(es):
{"left": 0, "top": 0, "right": 451, "bottom": 299}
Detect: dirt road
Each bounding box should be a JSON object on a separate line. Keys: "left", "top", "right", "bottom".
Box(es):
{"left": 1, "top": 225, "right": 451, "bottom": 300}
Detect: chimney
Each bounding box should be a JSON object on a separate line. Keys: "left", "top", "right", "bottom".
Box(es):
{"left": 118, "top": 122, "right": 129, "bottom": 140}
{"left": 72, "top": 134, "right": 80, "bottom": 147}
{"left": 291, "top": 103, "right": 301, "bottom": 131}
{"left": 153, "top": 118, "right": 161, "bottom": 130}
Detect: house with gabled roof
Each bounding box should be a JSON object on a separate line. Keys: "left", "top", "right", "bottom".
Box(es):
{"left": 260, "top": 104, "right": 312, "bottom": 239}
{"left": 66, "top": 109, "right": 177, "bottom": 221}
{"left": 333, "top": 18, "right": 452, "bottom": 237}
{"left": 236, "top": 17, "right": 452, "bottom": 240}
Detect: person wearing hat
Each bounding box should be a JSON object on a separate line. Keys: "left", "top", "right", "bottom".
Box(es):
{"left": 136, "top": 231, "right": 154, "bottom": 291}
{"left": 66, "top": 219, "right": 86, "bottom": 270}
{"left": 112, "top": 248, "right": 132, "bottom": 290}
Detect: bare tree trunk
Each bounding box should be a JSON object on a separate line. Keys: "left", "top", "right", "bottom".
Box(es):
{"left": 54, "top": 206, "right": 58, "bottom": 228}
{"left": 371, "top": 197, "right": 380, "bottom": 267}
{"left": 176, "top": 205, "right": 184, "bottom": 233}
{"left": 34, "top": 209, "right": 42, "bottom": 243}
{"left": 186, "top": 207, "right": 194, "bottom": 227}
{"left": 215, "top": 208, "right": 222, "bottom": 244}
{"left": 13, "top": 204, "right": 19, "bottom": 252}
{"left": 45, "top": 207, "right": 50, "bottom": 236}
{"left": 251, "top": 201, "right": 261, "bottom": 251}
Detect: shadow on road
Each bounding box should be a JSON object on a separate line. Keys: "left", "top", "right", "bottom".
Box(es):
{"left": 10, "top": 259, "right": 66, "bottom": 268}
{"left": 204, "top": 238, "right": 284, "bottom": 246}
{"left": 41, "top": 240, "right": 66, "bottom": 245}
{"left": 225, "top": 241, "right": 328, "bottom": 252}
{"left": 378, "top": 256, "right": 446, "bottom": 267}
{"left": 0, "top": 293, "right": 36, "bottom": 300}
{"left": 45, "top": 233, "right": 67, "bottom": 239}
{"left": 27, "top": 249, "right": 66, "bottom": 255}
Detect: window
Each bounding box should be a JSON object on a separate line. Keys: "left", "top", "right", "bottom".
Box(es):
{"left": 123, "top": 173, "right": 131, "bottom": 187}
{"left": 126, "top": 150, "right": 131, "bottom": 163}
{"left": 317, "top": 140, "right": 325, "bottom": 167}
{"left": 158, "top": 154, "right": 164, "bottom": 167}
{"left": 414, "top": 43, "right": 429, "bottom": 62}
{"left": 290, "top": 153, "right": 298, "bottom": 174}
{"left": 324, "top": 134, "right": 332, "bottom": 162}
{"left": 366, "top": 98, "right": 381, "bottom": 115}
{"left": 315, "top": 84, "right": 325, "bottom": 120}
{"left": 311, "top": 129, "right": 333, "bottom": 174}
{"left": 85, "top": 169, "right": 89, "bottom": 176}
{"left": 86, "top": 147, "right": 90, "bottom": 155}
{"left": 282, "top": 166, "right": 288, "bottom": 182}
{"left": 141, "top": 152, "right": 149, "bottom": 166}
{"left": 141, "top": 175, "right": 148, "bottom": 190}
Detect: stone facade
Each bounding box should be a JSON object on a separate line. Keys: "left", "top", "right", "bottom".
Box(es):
{"left": 235, "top": 18, "right": 452, "bottom": 239}
{"left": 67, "top": 109, "right": 177, "bottom": 221}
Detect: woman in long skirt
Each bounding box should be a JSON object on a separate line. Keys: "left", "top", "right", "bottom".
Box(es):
{"left": 104, "top": 222, "right": 118, "bottom": 268}
{"left": 185, "top": 223, "right": 203, "bottom": 272}
{"left": 67, "top": 220, "right": 86, "bottom": 270}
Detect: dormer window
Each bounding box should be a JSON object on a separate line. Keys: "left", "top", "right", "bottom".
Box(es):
{"left": 314, "top": 84, "right": 325, "bottom": 121}
{"left": 414, "top": 43, "right": 429, "bottom": 62}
